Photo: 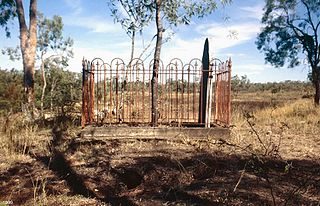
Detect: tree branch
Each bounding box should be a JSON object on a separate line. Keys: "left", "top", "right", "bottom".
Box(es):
{"left": 316, "top": 21, "right": 320, "bottom": 62}
{"left": 286, "top": 12, "right": 314, "bottom": 62}
{"left": 301, "top": 0, "right": 319, "bottom": 64}
{"left": 138, "top": 34, "right": 157, "bottom": 60}
{"left": 15, "top": 0, "right": 27, "bottom": 50}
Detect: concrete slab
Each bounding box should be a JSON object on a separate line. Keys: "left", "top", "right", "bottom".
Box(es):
{"left": 81, "top": 126, "right": 230, "bottom": 140}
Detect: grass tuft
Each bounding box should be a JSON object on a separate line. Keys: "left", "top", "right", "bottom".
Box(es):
{"left": 0, "top": 113, "right": 51, "bottom": 161}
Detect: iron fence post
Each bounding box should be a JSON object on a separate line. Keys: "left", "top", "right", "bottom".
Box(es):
{"left": 227, "top": 58, "right": 232, "bottom": 125}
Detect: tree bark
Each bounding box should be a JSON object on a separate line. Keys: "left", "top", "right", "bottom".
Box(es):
{"left": 40, "top": 53, "right": 46, "bottom": 117}
{"left": 311, "top": 65, "right": 320, "bottom": 106}
{"left": 130, "top": 29, "right": 135, "bottom": 62}
{"left": 151, "top": 0, "right": 163, "bottom": 126}
{"left": 50, "top": 79, "right": 57, "bottom": 112}
{"left": 15, "top": 0, "right": 37, "bottom": 117}
{"left": 315, "top": 79, "right": 320, "bottom": 106}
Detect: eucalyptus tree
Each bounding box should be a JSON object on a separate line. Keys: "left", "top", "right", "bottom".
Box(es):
{"left": 150, "top": 0, "right": 231, "bottom": 125}
{"left": 0, "top": 0, "right": 38, "bottom": 116}
{"left": 256, "top": 0, "right": 320, "bottom": 105}
{"left": 44, "top": 61, "right": 81, "bottom": 114}
{"left": 108, "top": 0, "right": 153, "bottom": 61}
{"left": 108, "top": 0, "right": 231, "bottom": 125}
{"left": 37, "top": 14, "right": 73, "bottom": 116}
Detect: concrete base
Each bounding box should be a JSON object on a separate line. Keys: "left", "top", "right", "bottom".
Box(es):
{"left": 81, "top": 126, "right": 230, "bottom": 141}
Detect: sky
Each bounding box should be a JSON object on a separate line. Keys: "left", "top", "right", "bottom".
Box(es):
{"left": 0, "top": 0, "right": 311, "bottom": 83}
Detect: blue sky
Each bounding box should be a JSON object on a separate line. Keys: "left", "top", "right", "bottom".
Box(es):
{"left": 0, "top": 0, "right": 311, "bottom": 83}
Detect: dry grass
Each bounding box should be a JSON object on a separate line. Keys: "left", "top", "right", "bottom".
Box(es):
{"left": 230, "top": 98, "right": 320, "bottom": 159}
{"left": 0, "top": 113, "right": 53, "bottom": 205}
{"left": 257, "top": 99, "right": 320, "bottom": 131}
{"left": 0, "top": 113, "right": 51, "bottom": 159}
{"left": 23, "top": 195, "right": 105, "bottom": 206}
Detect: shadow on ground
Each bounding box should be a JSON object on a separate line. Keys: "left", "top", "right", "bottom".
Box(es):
{"left": 0, "top": 122, "right": 319, "bottom": 205}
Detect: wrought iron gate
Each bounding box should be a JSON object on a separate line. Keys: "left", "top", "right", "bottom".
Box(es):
{"left": 81, "top": 57, "right": 231, "bottom": 127}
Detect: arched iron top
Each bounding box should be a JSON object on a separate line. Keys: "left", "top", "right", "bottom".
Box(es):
{"left": 90, "top": 57, "right": 105, "bottom": 66}
{"left": 210, "top": 58, "right": 223, "bottom": 65}
{"left": 169, "top": 58, "right": 184, "bottom": 67}
{"left": 131, "top": 63, "right": 146, "bottom": 72}
{"left": 100, "top": 62, "right": 112, "bottom": 71}
{"left": 165, "top": 62, "right": 181, "bottom": 72}
{"left": 128, "top": 58, "right": 146, "bottom": 72}
{"left": 128, "top": 58, "right": 144, "bottom": 67}
{"left": 188, "top": 58, "right": 202, "bottom": 72}
{"left": 182, "top": 63, "right": 195, "bottom": 72}
{"left": 148, "top": 58, "right": 164, "bottom": 71}
{"left": 110, "top": 58, "right": 126, "bottom": 67}
{"left": 188, "top": 58, "right": 202, "bottom": 65}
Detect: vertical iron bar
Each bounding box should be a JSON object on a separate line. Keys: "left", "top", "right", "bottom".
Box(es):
{"left": 193, "top": 64, "right": 197, "bottom": 122}
{"left": 175, "top": 63, "right": 178, "bottom": 121}
{"left": 187, "top": 65, "right": 190, "bottom": 122}
{"left": 227, "top": 59, "right": 232, "bottom": 125}
{"left": 126, "top": 64, "right": 130, "bottom": 122}
{"left": 142, "top": 65, "right": 145, "bottom": 123}
{"left": 109, "top": 65, "right": 113, "bottom": 124}
{"left": 96, "top": 61, "right": 99, "bottom": 124}
{"left": 170, "top": 66, "right": 173, "bottom": 121}
{"left": 115, "top": 62, "right": 119, "bottom": 122}
{"left": 135, "top": 66, "right": 138, "bottom": 121}
{"left": 89, "top": 62, "right": 95, "bottom": 124}
{"left": 149, "top": 65, "right": 152, "bottom": 123}
{"left": 130, "top": 65, "right": 133, "bottom": 122}
{"left": 81, "top": 59, "right": 87, "bottom": 128}
{"left": 104, "top": 64, "right": 106, "bottom": 117}
{"left": 181, "top": 64, "right": 184, "bottom": 123}
{"left": 161, "top": 66, "right": 165, "bottom": 123}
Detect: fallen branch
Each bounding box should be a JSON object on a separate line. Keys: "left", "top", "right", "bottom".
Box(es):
{"left": 233, "top": 161, "right": 247, "bottom": 192}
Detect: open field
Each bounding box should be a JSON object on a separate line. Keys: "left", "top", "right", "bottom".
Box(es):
{"left": 0, "top": 90, "right": 319, "bottom": 206}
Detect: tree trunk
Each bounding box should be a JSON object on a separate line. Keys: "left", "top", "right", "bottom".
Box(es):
{"left": 312, "top": 65, "right": 320, "bottom": 106}
{"left": 50, "top": 79, "right": 57, "bottom": 112}
{"left": 50, "top": 86, "right": 53, "bottom": 112}
{"left": 15, "top": 0, "right": 37, "bottom": 117}
{"left": 40, "top": 54, "right": 46, "bottom": 117}
{"left": 130, "top": 30, "right": 135, "bottom": 62}
{"left": 151, "top": 0, "right": 163, "bottom": 126}
{"left": 315, "top": 80, "right": 320, "bottom": 106}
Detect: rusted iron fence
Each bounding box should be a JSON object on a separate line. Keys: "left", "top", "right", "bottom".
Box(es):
{"left": 81, "top": 57, "right": 231, "bottom": 127}
{"left": 213, "top": 59, "right": 232, "bottom": 125}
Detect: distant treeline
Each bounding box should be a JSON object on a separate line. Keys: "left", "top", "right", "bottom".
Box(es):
{"left": 231, "top": 75, "right": 313, "bottom": 94}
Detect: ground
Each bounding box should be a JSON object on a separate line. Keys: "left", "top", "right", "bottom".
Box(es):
{"left": 0, "top": 91, "right": 320, "bottom": 206}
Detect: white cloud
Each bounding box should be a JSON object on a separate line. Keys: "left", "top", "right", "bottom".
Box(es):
{"left": 156, "top": 20, "right": 261, "bottom": 65}
{"left": 64, "top": 15, "right": 122, "bottom": 33}
{"left": 62, "top": 0, "right": 122, "bottom": 33}
{"left": 239, "top": 4, "right": 264, "bottom": 20}
{"left": 235, "top": 63, "right": 268, "bottom": 75}
{"left": 63, "top": 0, "right": 83, "bottom": 15}
{"left": 221, "top": 53, "right": 247, "bottom": 57}
{"left": 197, "top": 22, "right": 261, "bottom": 51}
